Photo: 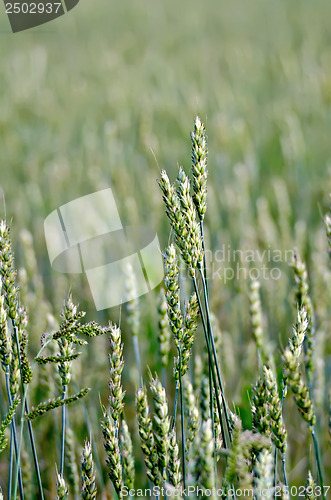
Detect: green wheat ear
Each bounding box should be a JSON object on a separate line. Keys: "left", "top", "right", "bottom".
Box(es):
{"left": 191, "top": 115, "right": 208, "bottom": 221}
{"left": 158, "top": 165, "right": 203, "bottom": 277}
{"left": 177, "top": 292, "right": 199, "bottom": 378}
{"left": 252, "top": 376, "right": 271, "bottom": 438}
{"left": 254, "top": 449, "right": 274, "bottom": 500}
{"left": 263, "top": 366, "right": 287, "bottom": 456}
{"left": 282, "top": 348, "right": 315, "bottom": 427}
{"left": 149, "top": 372, "right": 171, "bottom": 480}
{"left": 167, "top": 428, "right": 181, "bottom": 488}
{"left": 108, "top": 324, "right": 125, "bottom": 424}
{"left": 136, "top": 386, "right": 160, "bottom": 486}
{"left": 290, "top": 251, "right": 315, "bottom": 383}
{"left": 224, "top": 416, "right": 271, "bottom": 491}
{"left": 163, "top": 244, "right": 183, "bottom": 342}
{"left": 56, "top": 473, "right": 68, "bottom": 500}
{"left": 101, "top": 408, "right": 123, "bottom": 499}
{"left": 81, "top": 440, "right": 97, "bottom": 500}
{"left": 25, "top": 388, "right": 90, "bottom": 420}
{"left": 0, "top": 220, "right": 19, "bottom": 321}
{"left": 249, "top": 279, "right": 264, "bottom": 356}
{"left": 289, "top": 308, "right": 308, "bottom": 358}
{"left": 0, "top": 397, "right": 20, "bottom": 453}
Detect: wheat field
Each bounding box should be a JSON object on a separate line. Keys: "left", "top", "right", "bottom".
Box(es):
{"left": 0, "top": 1, "right": 330, "bottom": 498}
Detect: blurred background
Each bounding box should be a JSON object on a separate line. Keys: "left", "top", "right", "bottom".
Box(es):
{"left": 0, "top": 0, "right": 330, "bottom": 494}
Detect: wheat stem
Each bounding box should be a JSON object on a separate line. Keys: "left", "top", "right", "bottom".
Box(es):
{"left": 273, "top": 449, "right": 277, "bottom": 500}
{"left": 312, "top": 429, "right": 325, "bottom": 499}
{"left": 12, "top": 337, "right": 55, "bottom": 500}
{"left": 5, "top": 368, "right": 24, "bottom": 499}
{"left": 162, "top": 366, "right": 166, "bottom": 388}
{"left": 282, "top": 457, "right": 288, "bottom": 487}
{"left": 8, "top": 427, "right": 14, "bottom": 499}
{"left": 198, "top": 269, "right": 232, "bottom": 445}
{"left": 200, "top": 218, "right": 218, "bottom": 481}
{"left": 12, "top": 322, "right": 44, "bottom": 500}
{"left": 172, "top": 380, "right": 179, "bottom": 430}
{"left": 192, "top": 276, "right": 227, "bottom": 449}
{"left": 178, "top": 350, "right": 187, "bottom": 496}
{"left": 12, "top": 384, "right": 28, "bottom": 500}
{"left": 60, "top": 385, "right": 67, "bottom": 476}
{"left": 208, "top": 362, "right": 218, "bottom": 488}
